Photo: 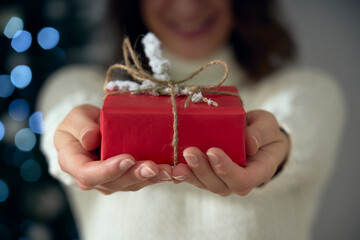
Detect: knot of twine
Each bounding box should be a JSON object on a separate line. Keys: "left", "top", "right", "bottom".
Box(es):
{"left": 104, "top": 37, "right": 242, "bottom": 166}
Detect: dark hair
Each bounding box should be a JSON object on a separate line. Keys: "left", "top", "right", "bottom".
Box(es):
{"left": 109, "top": 0, "right": 295, "bottom": 81}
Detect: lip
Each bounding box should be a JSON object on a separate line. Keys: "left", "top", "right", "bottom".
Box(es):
{"left": 165, "top": 15, "right": 217, "bottom": 39}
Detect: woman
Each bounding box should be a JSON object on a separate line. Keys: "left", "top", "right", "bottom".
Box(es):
{"left": 38, "top": 0, "right": 345, "bottom": 239}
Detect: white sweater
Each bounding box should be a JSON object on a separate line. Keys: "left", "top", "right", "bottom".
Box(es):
{"left": 38, "top": 46, "right": 346, "bottom": 240}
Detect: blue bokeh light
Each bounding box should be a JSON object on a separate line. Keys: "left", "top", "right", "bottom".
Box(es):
{"left": 8, "top": 99, "right": 30, "bottom": 121}
{"left": 12, "top": 150, "right": 33, "bottom": 167}
{"left": 0, "top": 179, "right": 9, "bottom": 202}
{"left": 3, "top": 16, "right": 24, "bottom": 39}
{"left": 29, "top": 112, "right": 44, "bottom": 134}
{"left": 11, "top": 30, "right": 32, "bottom": 53}
{"left": 0, "top": 75, "right": 15, "bottom": 98}
{"left": 20, "top": 159, "right": 42, "bottom": 182}
{"left": 15, "top": 128, "right": 37, "bottom": 151}
{"left": 0, "top": 121, "right": 4, "bottom": 142}
{"left": 10, "top": 65, "right": 32, "bottom": 89}
{"left": 37, "top": 27, "right": 60, "bottom": 50}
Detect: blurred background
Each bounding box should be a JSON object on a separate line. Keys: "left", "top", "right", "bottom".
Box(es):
{"left": 0, "top": 0, "right": 359, "bottom": 239}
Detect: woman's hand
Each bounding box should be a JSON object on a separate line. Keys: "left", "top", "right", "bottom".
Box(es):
{"left": 172, "top": 110, "right": 289, "bottom": 196}
{"left": 54, "top": 104, "right": 173, "bottom": 195}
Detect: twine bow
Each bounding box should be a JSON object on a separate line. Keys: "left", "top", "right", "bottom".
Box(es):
{"left": 104, "top": 37, "right": 241, "bottom": 166}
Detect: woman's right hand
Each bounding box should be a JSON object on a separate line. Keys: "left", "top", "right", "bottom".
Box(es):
{"left": 53, "top": 104, "right": 173, "bottom": 195}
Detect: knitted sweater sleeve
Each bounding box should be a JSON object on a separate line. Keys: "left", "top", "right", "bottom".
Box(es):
{"left": 245, "top": 67, "right": 347, "bottom": 194}
{"left": 37, "top": 65, "right": 105, "bottom": 186}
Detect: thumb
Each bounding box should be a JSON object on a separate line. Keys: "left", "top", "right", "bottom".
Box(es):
{"left": 59, "top": 104, "right": 101, "bottom": 151}
{"left": 245, "top": 110, "right": 280, "bottom": 156}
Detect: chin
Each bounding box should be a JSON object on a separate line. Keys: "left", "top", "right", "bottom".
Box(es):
{"left": 172, "top": 43, "right": 217, "bottom": 60}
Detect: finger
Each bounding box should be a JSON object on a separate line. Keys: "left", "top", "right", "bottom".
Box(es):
{"left": 172, "top": 163, "right": 207, "bottom": 189}
{"left": 147, "top": 164, "right": 173, "bottom": 183}
{"left": 183, "top": 147, "right": 231, "bottom": 195}
{"left": 245, "top": 110, "right": 280, "bottom": 156}
{"left": 155, "top": 164, "right": 173, "bottom": 182}
{"left": 74, "top": 154, "right": 137, "bottom": 190}
{"left": 58, "top": 104, "right": 101, "bottom": 151}
{"left": 56, "top": 130, "right": 136, "bottom": 188}
{"left": 207, "top": 147, "right": 282, "bottom": 193}
{"left": 120, "top": 164, "right": 173, "bottom": 192}
{"left": 99, "top": 161, "right": 160, "bottom": 190}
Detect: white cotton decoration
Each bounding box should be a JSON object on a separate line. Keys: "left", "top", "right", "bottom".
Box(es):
{"left": 180, "top": 88, "right": 192, "bottom": 95}
{"left": 139, "top": 79, "right": 159, "bottom": 96}
{"left": 163, "top": 87, "right": 171, "bottom": 94}
{"left": 162, "top": 86, "right": 180, "bottom": 95}
{"left": 140, "top": 79, "right": 158, "bottom": 89}
{"left": 106, "top": 80, "right": 140, "bottom": 91}
{"left": 192, "top": 92, "right": 203, "bottom": 102}
{"left": 141, "top": 32, "right": 170, "bottom": 81}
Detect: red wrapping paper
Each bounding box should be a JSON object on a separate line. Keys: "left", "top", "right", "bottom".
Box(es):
{"left": 100, "top": 86, "right": 246, "bottom": 166}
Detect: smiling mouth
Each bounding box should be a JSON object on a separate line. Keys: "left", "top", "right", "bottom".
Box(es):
{"left": 166, "top": 15, "right": 217, "bottom": 39}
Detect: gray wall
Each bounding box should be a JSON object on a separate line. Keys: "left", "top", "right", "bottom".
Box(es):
{"left": 280, "top": 1, "right": 360, "bottom": 239}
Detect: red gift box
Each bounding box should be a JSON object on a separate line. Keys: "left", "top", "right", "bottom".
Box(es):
{"left": 100, "top": 86, "right": 246, "bottom": 166}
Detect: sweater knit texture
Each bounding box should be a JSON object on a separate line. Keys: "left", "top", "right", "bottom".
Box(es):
{"left": 38, "top": 46, "right": 346, "bottom": 240}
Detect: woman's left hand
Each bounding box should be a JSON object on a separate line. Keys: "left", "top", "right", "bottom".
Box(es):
{"left": 172, "top": 110, "right": 290, "bottom": 196}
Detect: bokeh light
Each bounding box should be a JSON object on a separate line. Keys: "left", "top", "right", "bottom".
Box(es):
{"left": 0, "top": 179, "right": 9, "bottom": 203}
{"left": 10, "top": 65, "right": 32, "bottom": 89}
{"left": 25, "top": 222, "right": 52, "bottom": 240}
{"left": 3, "top": 16, "right": 24, "bottom": 39}
{"left": 12, "top": 150, "right": 33, "bottom": 167}
{"left": 29, "top": 112, "right": 43, "bottom": 134}
{"left": 8, "top": 99, "right": 30, "bottom": 121}
{"left": 37, "top": 27, "right": 60, "bottom": 50}
{"left": 25, "top": 185, "right": 65, "bottom": 221}
{"left": 0, "top": 75, "right": 15, "bottom": 98}
{"left": 15, "top": 128, "right": 36, "bottom": 151}
{"left": 11, "top": 30, "right": 32, "bottom": 53}
{"left": 1, "top": 1, "right": 81, "bottom": 238}
{"left": 0, "top": 114, "right": 27, "bottom": 144}
{"left": 0, "top": 121, "right": 5, "bottom": 142}
{"left": 20, "top": 159, "right": 42, "bottom": 182}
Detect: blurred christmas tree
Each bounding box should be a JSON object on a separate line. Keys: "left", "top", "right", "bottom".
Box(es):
{"left": 0, "top": 0, "right": 99, "bottom": 239}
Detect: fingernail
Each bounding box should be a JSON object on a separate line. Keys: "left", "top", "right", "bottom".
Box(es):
{"left": 80, "top": 128, "right": 92, "bottom": 143}
{"left": 157, "top": 170, "right": 172, "bottom": 181}
{"left": 252, "top": 136, "right": 259, "bottom": 150}
{"left": 207, "top": 152, "right": 220, "bottom": 166}
{"left": 183, "top": 153, "right": 198, "bottom": 166}
{"left": 119, "top": 159, "right": 135, "bottom": 171}
{"left": 173, "top": 175, "right": 186, "bottom": 181}
{"left": 140, "top": 166, "right": 157, "bottom": 178}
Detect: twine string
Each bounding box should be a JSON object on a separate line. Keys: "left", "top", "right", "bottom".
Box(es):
{"left": 169, "top": 83, "right": 179, "bottom": 165}
{"left": 103, "top": 37, "right": 241, "bottom": 166}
